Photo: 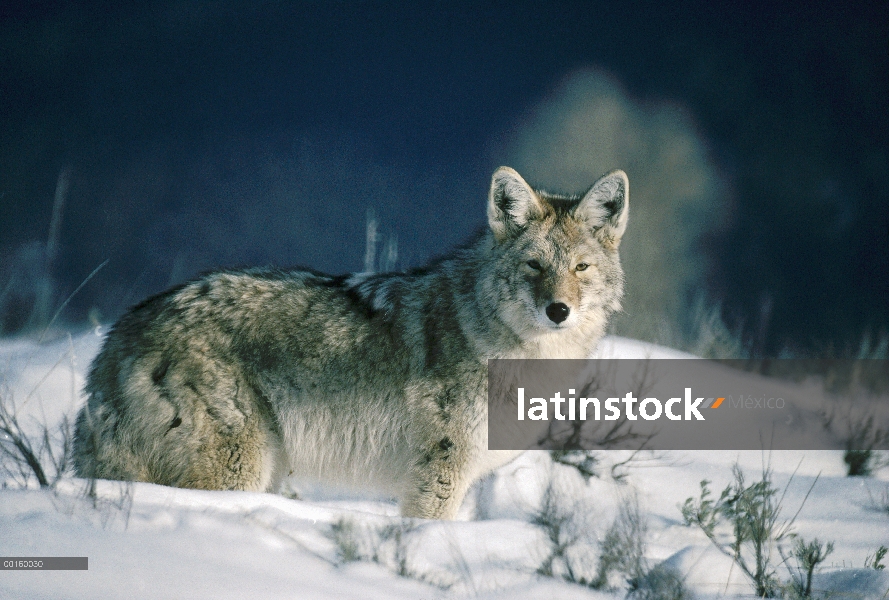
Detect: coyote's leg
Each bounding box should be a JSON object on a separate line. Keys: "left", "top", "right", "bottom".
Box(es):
{"left": 401, "top": 435, "right": 472, "bottom": 520}
{"left": 166, "top": 365, "right": 285, "bottom": 492}
{"left": 177, "top": 402, "right": 284, "bottom": 492}
{"left": 76, "top": 353, "right": 285, "bottom": 493}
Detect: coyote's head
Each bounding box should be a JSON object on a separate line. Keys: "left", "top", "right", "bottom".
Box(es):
{"left": 485, "top": 166, "right": 628, "bottom": 345}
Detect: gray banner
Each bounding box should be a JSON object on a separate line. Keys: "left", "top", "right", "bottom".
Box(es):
{"left": 0, "top": 557, "right": 88, "bottom": 570}
{"left": 487, "top": 359, "right": 889, "bottom": 451}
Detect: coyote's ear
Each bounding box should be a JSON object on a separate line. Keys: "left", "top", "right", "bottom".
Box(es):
{"left": 488, "top": 167, "right": 545, "bottom": 241}
{"left": 576, "top": 170, "right": 629, "bottom": 249}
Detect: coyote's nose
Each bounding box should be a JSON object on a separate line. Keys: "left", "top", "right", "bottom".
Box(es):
{"left": 545, "top": 302, "right": 570, "bottom": 324}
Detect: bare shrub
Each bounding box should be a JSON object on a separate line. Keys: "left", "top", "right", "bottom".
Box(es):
{"left": 681, "top": 461, "right": 822, "bottom": 598}
{"left": 681, "top": 296, "right": 747, "bottom": 359}
{"left": 593, "top": 490, "right": 693, "bottom": 598}
{"left": 780, "top": 537, "right": 834, "bottom": 599}
{"left": 594, "top": 492, "right": 648, "bottom": 589}
{"left": 530, "top": 479, "right": 691, "bottom": 598}
{"left": 864, "top": 545, "right": 887, "bottom": 571}
{"left": 628, "top": 563, "right": 693, "bottom": 600}
{"left": 330, "top": 517, "right": 365, "bottom": 564}
{"left": 544, "top": 360, "right": 659, "bottom": 474}
{"left": 821, "top": 393, "right": 889, "bottom": 477}
{"left": 328, "top": 517, "right": 458, "bottom": 590}
{"left": 376, "top": 520, "right": 418, "bottom": 578}
{"left": 0, "top": 340, "right": 76, "bottom": 489}
{"left": 532, "top": 480, "right": 594, "bottom": 584}
{"left": 0, "top": 395, "right": 71, "bottom": 489}
{"left": 864, "top": 484, "right": 889, "bottom": 516}
{"left": 550, "top": 449, "right": 601, "bottom": 482}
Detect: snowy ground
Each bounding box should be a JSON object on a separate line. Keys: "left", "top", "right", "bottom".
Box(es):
{"left": 1, "top": 329, "right": 887, "bottom": 599}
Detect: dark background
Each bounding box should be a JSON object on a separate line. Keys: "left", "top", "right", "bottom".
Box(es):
{"left": 1, "top": 0, "right": 887, "bottom": 355}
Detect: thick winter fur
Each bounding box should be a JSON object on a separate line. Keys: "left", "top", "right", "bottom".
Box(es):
{"left": 73, "top": 167, "right": 629, "bottom": 519}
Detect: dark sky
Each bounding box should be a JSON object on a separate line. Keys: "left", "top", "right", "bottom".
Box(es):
{"left": 1, "top": 0, "right": 887, "bottom": 354}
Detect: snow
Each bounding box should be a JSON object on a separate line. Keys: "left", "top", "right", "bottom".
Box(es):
{"left": 1, "top": 330, "right": 887, "bottom": 599}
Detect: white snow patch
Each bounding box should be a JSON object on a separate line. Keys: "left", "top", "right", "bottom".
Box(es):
{"left": 0, "top": 331, "right": 886, "bottom": 599}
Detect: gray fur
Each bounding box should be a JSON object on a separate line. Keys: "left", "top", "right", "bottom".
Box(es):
{"left": 73, "top": 166, "right": 629, "bottom": 519}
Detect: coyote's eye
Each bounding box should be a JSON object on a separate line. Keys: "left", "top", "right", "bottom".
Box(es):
{"left": 575, "top": 263, "right": 589, "bottom": 272}
{"left": 526, "top": 260, "right": 542, "bottom": 271}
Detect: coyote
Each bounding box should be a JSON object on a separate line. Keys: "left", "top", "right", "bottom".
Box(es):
{"left": 73, "top": 166, "right": 629, "bottom": 519}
